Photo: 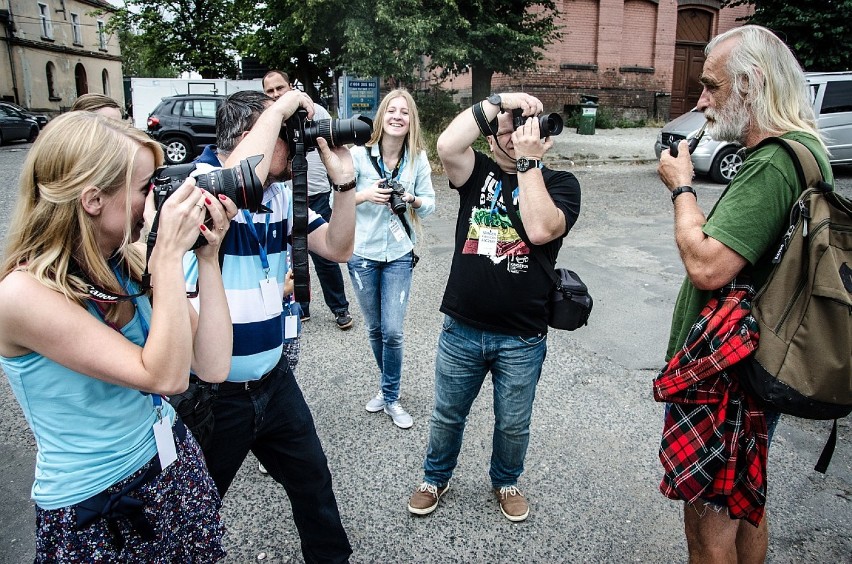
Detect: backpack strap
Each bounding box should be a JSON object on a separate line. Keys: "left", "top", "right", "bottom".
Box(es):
{"left": 753, "top": 137, "right": 831, "bottom": 193}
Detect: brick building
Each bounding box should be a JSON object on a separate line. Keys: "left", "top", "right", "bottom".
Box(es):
{"left": 440, "top": 0, "right": 752, "bottom": 121}
{"left": 0, "top": 0, "right": 123, "bottom": 115}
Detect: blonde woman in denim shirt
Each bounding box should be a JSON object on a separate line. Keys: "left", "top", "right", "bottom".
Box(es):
{"left": 348, "top": 89, "right": 435, "bottom": 428}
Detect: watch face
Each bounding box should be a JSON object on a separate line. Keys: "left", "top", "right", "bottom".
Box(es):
{"left": 487, "top": 94, "right": 501, "bottom": 107}
{"left": 516, "top": 157, "right": 530, "bottom": 172}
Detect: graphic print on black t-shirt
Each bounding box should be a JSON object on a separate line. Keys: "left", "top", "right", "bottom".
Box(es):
{"left": 462, "top": 171, "right": 530, "bottom": 275}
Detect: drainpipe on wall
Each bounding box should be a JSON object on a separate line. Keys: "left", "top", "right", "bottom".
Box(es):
{"left": 0, "top": 5, "right": 20, "bottom": 104}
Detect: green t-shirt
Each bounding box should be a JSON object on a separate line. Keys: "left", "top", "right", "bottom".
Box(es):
{"left": 666, "top": 131, "right": 833, "bottom": 360}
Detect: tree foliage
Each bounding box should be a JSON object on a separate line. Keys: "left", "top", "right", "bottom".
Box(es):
{"left": 117, "top": 29, "right": 179, "bottom": 78}
{"left": 108, "top": 0, "right": 241, "bottom": 79}
{"left": 234, "top": 0, "right": 346, "bottom": 100}
{"left": 722, "top": 0, "right": 852, "bottom": 71}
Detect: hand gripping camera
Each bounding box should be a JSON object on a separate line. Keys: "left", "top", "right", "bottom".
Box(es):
{"left": 150, "top": 155, "right": 267, "bottom": 249}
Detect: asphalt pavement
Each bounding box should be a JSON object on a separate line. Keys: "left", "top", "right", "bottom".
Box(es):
{"left": 0, "top": 129, "right": 849, "bottom": 563}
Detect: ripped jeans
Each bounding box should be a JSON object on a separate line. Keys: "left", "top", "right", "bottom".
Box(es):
{"left": 347, "top": 252, "right": 414, "bottom": 404}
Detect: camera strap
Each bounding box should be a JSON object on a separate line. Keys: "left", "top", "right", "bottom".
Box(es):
{"left": 368, "top": 153, "right": 416, "bottom": 243}
{"left": 291, "top": 142, "right": 311, "bottom": 303}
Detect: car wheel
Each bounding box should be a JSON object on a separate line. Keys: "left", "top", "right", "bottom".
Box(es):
{"left": 27, "top": 126, "right": 38, "bottom": 143}
{"left": 710, "top": 145, "right": 744, "bottom": 184}
{"left": 163, "top": 137, "right": 191, "bottom": 164}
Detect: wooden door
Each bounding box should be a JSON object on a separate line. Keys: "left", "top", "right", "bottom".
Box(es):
{"left": 671, "top": 9, "right": 713, "bottom": 118}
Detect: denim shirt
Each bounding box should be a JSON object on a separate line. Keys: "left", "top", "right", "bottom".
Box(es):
{"left": 346, "top": 144, "right": 435, "bottom": 262}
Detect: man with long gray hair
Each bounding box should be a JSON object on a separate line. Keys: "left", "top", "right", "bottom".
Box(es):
{"left": 657, "top": 25, "right": 832, "bottom": 563}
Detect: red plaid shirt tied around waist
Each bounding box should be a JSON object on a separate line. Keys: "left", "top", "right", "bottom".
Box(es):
{"left": 654, "top": 280, "right": 769, "bottom": 526}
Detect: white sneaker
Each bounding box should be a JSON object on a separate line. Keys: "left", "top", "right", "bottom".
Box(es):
{"left": 365, "top": 392, "right": 385, "bottom": 413}
{"left": 258, "top": 462, "right": 268, "bottom": 474}
{"left": 384, "top": 401, "right": 413, "bottom": 429}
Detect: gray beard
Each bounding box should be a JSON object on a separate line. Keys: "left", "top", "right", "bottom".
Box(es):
{"left": 706, "top": 101, "right": 750, "bottom": 145}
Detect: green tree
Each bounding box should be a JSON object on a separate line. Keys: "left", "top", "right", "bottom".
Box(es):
{"left": 107, "top": 0, "right": 241, "bottom": 79}
{"left": 436, "top": 0, "right": 561, "bottom": 103}
{"left": 722, "top": 0, "right": 852, "bottom": 71}
{"left": 235, "top": 0, "right": 347, "bottom": 101}
{"left": 118, "top": 29, "right": 179, "bottom": 78}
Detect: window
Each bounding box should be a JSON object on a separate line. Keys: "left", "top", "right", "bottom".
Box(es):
{"left": 185, "top": 100, "right": 217, "bottom": 118}
{"left": 97, "top": 20, "right": 107, "bottom": 50}
{"left": 46, "top": 62, "right": 59, "bottom": 100}
{"left": 38, "top": 3, "right": 54, "bottom": 40}
{"left": 820, "top": 81, "right": 852, "bottom": 115}
{"left": 71, "top": 13, "right": 82, "bottom": 45}
{"left": 102, "top": 70, "right": 110, "bottom": 96}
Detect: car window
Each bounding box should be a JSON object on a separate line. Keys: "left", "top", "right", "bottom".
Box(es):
{"left": 0, "top": 106, "right": 10, "bottom": 118}
{"left": 820, "top": 81, "right": 852, "bottom": 115}
{"left": 191, "top": 100, "right": 217, "bottom": 119}
{"left": 171, "top": 101, "right": 184, "bottom": 115}
{"left": 808, "top": 84, "right": 820, "bottom": 106}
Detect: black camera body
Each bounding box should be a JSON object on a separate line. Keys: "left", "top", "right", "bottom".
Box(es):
{"left": 281, "top": 108, "right": 372, "bottom": 155}
{"left": 381, "top": 179, "right": 407, "bottom": 215}
{"left": 511, "top": 108, "right": 564, "bottom": 138}
{"left": 150, "top": 155, "right": 267, "bottom": 249}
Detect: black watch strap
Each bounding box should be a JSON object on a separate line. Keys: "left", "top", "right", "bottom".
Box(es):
{"left": 671, "top": 185, "right": 696, "bottom": 202}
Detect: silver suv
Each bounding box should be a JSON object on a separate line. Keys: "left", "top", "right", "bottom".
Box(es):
{"left": 654, "top": 71, "right": 852, "bottom": 183}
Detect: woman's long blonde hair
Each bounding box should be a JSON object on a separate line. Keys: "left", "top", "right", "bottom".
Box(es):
{"left": 367, "top": 89, "right": 427, "bottom": 230}
{"left": 1, "top": 112, "right": 164, "bottom": 309}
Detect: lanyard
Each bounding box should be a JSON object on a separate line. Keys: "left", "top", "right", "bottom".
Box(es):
{"left": 378, "top": 148, "right": 405, "bottom": 181}
{"left": 490, "top": 181, "right": 519, "bottom": 215}
{"left": 242, "top": 209, "right": 272, "bottom": 276}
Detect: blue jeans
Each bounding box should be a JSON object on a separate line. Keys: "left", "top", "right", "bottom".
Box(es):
{"left": 347, "top": 252, "right": 414, "bottom": 403}
{"left": 204, "top": 357, "right": 351, "bottom": 563}
{"left": 423, "top": 316, "right": 547, "bottom": 489}
{"left": 300, "top": 191, "right": 349, "bottom": 314}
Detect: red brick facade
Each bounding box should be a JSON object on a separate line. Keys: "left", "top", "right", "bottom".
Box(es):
{"left": 438, "top": 0, "right": 752, "bottom": 121}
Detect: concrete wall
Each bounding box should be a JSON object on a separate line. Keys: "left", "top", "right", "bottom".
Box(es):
{"left": 1, "top": 0, "right": 123, "bottom": 113}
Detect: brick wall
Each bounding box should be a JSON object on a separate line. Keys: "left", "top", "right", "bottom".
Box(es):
{"left": 440, "top": 0, "right": 751, "bottom": 120}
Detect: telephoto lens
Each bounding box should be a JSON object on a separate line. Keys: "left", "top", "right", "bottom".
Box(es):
{"left": 194, "top": 155, "right": 265, "bottom": 212}
{"left": 304, "top": 116, "right": 373, "bottom": 148}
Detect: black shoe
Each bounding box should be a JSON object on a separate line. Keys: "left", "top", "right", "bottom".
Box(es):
{"left": 300, "top": 304, "right": 310, "bottom": 322}
{"left": 335, "top": 309, "right": 353, "bottom": 330}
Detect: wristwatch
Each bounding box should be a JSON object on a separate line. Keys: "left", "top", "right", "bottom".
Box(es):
{"left": 486, "top": 94, "right": 503, "bottom": 112}
{"left": 670, "top": 185, "right": 697, "bottom": 202}
{"left": 516, "top": 157, "right": 543, "bottom": 173}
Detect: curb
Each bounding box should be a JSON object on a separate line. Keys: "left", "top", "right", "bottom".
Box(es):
{"left": 547, "top": 157, "right": 659, "bottom": 168}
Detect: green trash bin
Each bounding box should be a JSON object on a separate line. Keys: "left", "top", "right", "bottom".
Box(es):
{"left": 577, "top": 95, "right": 598, "bottom": 135}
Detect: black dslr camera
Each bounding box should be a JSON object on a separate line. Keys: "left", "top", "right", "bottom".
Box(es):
{"left": 382, "top": 179, "right": 407, "bottom": 215}
{"left": 280, "top": 108, "right": 373, "bottom": 154}
{"left": 511, "top": 108, "right": 564, "bottom": 138}
{"left": 150, "top": 155, "right": 267, "bottom": 248}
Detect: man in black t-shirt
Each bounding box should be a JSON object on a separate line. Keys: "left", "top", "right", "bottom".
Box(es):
{"left": 407, "top": 93, "right": 581, "bottom": 522}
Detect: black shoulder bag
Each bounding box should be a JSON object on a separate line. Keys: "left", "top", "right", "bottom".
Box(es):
{"left": 500, "top": 178, "right": 592, "bottom": 330}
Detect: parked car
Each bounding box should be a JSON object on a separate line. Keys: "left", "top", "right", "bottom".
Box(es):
{"left": 146, "top": 94, "right": 225, "bottom": 164}
{"left": 0, "top": 102, "right": 39, "bottom": 145}
{"left": 4, "top": 102, "right": 49, "bottom": 129}
{"left": 655, "top": 71, "right": 852, "bottom": 183}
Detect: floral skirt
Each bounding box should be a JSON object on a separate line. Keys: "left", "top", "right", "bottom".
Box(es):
{"left": 34, "top": 421, "right": 226, "bottom": 563}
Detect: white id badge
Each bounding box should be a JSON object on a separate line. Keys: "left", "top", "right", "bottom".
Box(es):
{"left": 478, "top": 228, "right": 498, "bottom": 257}
{"left": 153, "top": 415, "right": 178, "bottom": 470}
{"left": 388, "top": 217, "right": 405, "bottom": 242}
{"left": 284, "top": 314, "right": 298, "bottom": 338}
{"left": 260, "top": 277, "right": 283, "bottom": 318}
